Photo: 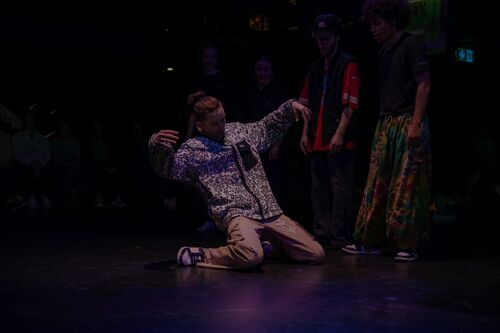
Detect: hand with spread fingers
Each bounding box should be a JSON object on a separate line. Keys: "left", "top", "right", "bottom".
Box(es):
{"left": 151, "top": 130, "right": 180, "bottom": 150}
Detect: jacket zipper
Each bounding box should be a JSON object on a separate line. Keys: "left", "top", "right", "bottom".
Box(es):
{"left": 231, "top": 146, "right": 265, "bottom": 219}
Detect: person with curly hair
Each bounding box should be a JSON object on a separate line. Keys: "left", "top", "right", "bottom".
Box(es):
{"left": 342, "top": 0, "right": 432, "bottom": 261}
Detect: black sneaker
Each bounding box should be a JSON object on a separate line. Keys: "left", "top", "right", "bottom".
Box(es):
{"left": 341, "top": 243, "right": 381, "bottom": 255}
{"left": 394, "top": 249, "right": 418, "bottom": 262}
{"left": 177, "top": 247, "right": 205, "bottom": 266}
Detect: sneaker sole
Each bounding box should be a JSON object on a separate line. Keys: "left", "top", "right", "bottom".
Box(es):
{"left": 177, "top": 247, "right": 190, "bottom": 266}
{"left": 341, "top": 248, "right": 363, "bottom": 255}
{"left": 394, "top": 256, "right": 418, "bottom": 262}
{"left": 342, "top": 248, "right": 381, "bottom": 255}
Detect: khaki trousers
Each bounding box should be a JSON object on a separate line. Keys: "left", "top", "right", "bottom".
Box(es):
{"left": 198, "top": 215, "right": 325, "bottom": 269}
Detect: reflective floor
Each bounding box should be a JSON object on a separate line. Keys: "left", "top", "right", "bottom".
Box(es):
{"left": 1, "top": 213, "right": 500, "bottom": 333}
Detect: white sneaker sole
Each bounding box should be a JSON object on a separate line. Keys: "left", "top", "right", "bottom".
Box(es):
{"left": 342, "top": 246, "right": 381, "bottom": 255}
{"left": 394, "top": 255, "right": 418, "bottom": 262}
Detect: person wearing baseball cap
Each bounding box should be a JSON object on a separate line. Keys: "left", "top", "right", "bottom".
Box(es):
{"left": 299, "top": 13, "right": 361, "bottom": 249}
{"left": 311, "top": 13, "right": 343, "bottom": 39}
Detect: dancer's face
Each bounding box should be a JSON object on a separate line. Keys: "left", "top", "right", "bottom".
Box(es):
{"left": 196, "top": 106, "right": 226, "bottom": 140}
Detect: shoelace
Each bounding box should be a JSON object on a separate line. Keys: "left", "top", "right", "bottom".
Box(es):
{"left": 189, "top": 249, "right": 204, "bottom": 263}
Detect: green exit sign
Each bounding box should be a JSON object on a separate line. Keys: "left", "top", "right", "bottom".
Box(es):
{"left": 456, "top": 48, "right": 474, "bottom": 63}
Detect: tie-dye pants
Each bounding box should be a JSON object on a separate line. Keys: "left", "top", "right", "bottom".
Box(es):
{"left": 353, "top": 114, "right": 431, "bottom": 249}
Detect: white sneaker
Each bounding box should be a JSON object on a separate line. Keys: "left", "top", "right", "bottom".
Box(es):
{"left": 27, "top": 195, "right": 38, "bottom": 209}
{"left": 177, "top": 247, "right": 205, "bottom": 266}
{"left": 112, "top": 194, "right": 126, "bottom": 208}
{"left": 394, "top": 249, "right": 418, "bottom": 262}
{"left": 112, "top": 200, "right": 126, "bottom": 208}
{"left": 95, "top": 194, "right": 106, "bottom": 208}
{"left": 8, "top": 196, "right": 27, "bottom": 211}
{"left": 341, "top": 243, "right": 381, "bottom": 255}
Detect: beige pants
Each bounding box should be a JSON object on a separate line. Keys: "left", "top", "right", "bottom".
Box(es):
{"left": 198, "top": 215, "right": 325, "bottom": 269}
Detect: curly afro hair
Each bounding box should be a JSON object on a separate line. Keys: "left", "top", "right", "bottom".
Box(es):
{"left": 362, "top": 0, "right": 411, "bottom": 30}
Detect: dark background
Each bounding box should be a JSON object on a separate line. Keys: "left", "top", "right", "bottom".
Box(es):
{"left": 0, "top": 0, "right": 497, "bottom": 237}
{"left": 1, "top": 4, "right": 500, "bottom": 332}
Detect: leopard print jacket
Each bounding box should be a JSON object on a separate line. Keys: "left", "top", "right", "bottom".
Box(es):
{"left": 149, "top": 99, "right": 296, "bottom": 231}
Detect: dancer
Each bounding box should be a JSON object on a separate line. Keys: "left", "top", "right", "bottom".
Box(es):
{"left": 149, "top": 96, "right": 324, "bottom": 269}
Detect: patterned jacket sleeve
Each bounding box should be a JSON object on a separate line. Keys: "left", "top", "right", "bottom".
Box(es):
{"left": 148, "top": 134, "right": 194, "bottom": 182}
{"left": 243, "top": 99, "right": 296, "bottom": 153}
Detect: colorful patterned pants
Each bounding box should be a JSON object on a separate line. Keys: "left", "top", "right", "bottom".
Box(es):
{"left": 353, "top": 114, "right": 431, "bottom": 249}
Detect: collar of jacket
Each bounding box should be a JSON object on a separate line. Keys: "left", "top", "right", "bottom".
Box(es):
{"left": 197, "top": 133, "right": 226, "bottom": 145}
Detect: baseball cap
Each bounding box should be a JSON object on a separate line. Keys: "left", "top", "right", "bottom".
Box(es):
{"left": 311, "top": 13, "right": 342, "bottom": 38}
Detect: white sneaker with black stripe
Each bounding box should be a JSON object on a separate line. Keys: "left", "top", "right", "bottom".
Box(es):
{"left": 177, "top": 247, "right": 205, "bottom": 266}
{"left": 342, "top": 243, "right": 381, "bottom": 255}
{"left": 394, "top": 249, "right": 418, "bottom": 262}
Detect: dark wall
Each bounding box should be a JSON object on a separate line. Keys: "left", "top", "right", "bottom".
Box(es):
{"left": 0, "top": 1, "right": 494, "bottom": 193}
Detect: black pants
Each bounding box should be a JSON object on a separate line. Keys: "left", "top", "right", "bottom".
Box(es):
{"left": 309, "top": 150, "right": 355, "bottom": 241}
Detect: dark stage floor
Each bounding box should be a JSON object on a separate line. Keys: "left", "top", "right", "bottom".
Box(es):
{"left": 1, "top": 212, "right": 500, "bottom": 333}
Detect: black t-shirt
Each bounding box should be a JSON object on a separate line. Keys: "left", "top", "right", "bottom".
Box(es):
{"left": 378, "top": 33, "right": 430, "bottom": 116}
